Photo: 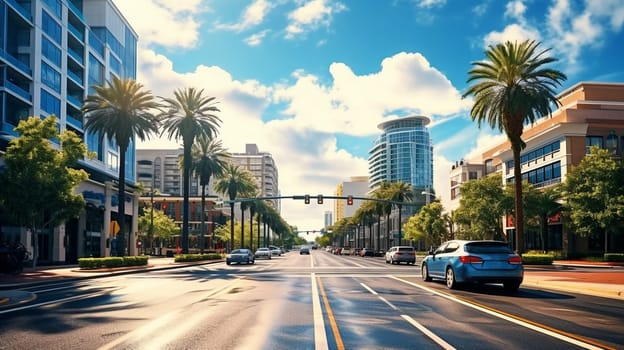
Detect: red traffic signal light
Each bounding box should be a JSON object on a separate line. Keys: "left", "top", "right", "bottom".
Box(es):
{"left": 347, "top": 195, "right": 353, "bottom": 205}
{"left": 317, "top": 194, "right": 323, "bottom": 204}
{"left": 304, "top": 195, "right": 310, "bottom": 204}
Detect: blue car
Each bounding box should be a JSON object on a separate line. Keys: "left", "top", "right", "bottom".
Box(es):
{"left": 421, "top": 240, "right": 523, "bottom": 292}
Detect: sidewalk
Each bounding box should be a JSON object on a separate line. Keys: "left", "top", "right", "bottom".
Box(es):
{"left": 1, "top": 258, "right": 623, "bottom": 304}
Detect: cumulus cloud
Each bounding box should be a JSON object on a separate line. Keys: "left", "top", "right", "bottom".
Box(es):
{"left": 285, "top": 0, "right": 347, "bottom": 39}
{"left": 112, "top": 0, "right": 205, "bottom": 48}
{"left": 215, "top": 0, "right": 274, "bottom": 32}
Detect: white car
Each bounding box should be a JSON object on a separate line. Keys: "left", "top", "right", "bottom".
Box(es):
{"left": 269, "top": 245, "right": 282, "bottom": 256}
{"left": 340, "top": 247, "right": 352, "bottom": 255}
{"left": 254, "top": 247, "right": 272, "bottom": 259}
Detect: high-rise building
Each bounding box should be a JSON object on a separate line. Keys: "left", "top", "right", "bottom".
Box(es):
{"left": 0, "top": 0, "right": 138, "bottom": 262}
{"left": 136, "top": 148, "right": 208, "bottom": 197}
{"left": 324, "top": 211, "right": 333, "bottom": 228}
{"left": 334, "top": 176, "right": 368, "bottom": 221}
{"left": 368, "top": 115, "right": 433, "bottom": 192}
{"left": 230, "top": 144, "right": 280, "bottom": 212}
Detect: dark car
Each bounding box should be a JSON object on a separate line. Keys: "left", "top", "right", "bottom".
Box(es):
{"left": 421, "top": 240, "right": 523, "bottom": 292}
{"left": 359, "top": 248, "right": 375, "bottom": 257}
{"left": 300, "top": 246, "right": 310, "bottom": 255}
{"left": 226, "top": 248, "right": 255, "bottom": 265}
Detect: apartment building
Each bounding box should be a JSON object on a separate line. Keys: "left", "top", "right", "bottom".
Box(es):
{"left": 334, "top": 176, "right": 368, "bottom": 221}
{"left": 451, "top": 82, "right": 624, "bottom": 254}
{"left": 0, "top": 0, "right": 138, "bottom": 262}
{"left": 230, "top": 143, "right": 280, "bottom": 212}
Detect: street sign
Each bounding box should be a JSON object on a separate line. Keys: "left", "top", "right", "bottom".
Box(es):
{"left": 110, "top": 220, "right": 120, "bottom": 236}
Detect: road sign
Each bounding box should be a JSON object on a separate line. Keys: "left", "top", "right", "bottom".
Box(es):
{"left": 110, "top": 220, "right": 120, "bottom": 236}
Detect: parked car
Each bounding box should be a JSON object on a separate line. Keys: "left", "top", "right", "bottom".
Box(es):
{"left": 268, "top": 245, "right": 282, "bottom": 256}
{"left": 421, "top": 240, "right": 524, "bottom": 292}
{"left": 300, "top": 246, "right": 310, "bottom": 255}
{"left": 333, "top": 247, "right": 342, "bottom": 255}
{"left": 359, "top": 248, "right": 375, "bottom": 257}
{"left": 385, "top": 246, "right": 416, "bottom": 265}
{"left": 226, "top": 249, "right": 255, "bottom": 265}
{"left": 340, "top": 247, "right": 352, "bottom": 255}
{"left": 254, "top": 247, "right": 272, "bottom": 260}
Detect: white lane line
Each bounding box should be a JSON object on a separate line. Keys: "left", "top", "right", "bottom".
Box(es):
{"left": 360, "top": 282, "right": 449, "bottom": 346}
{"left": 311, "top": 273, "right": 329, "bottom": 350}
{"left": 392, "top": 276, "right": 605, "bottom": 350}
{"left": 402, "top": 315, "right": 457, "bottom": 350}
{"left": 96, "top": 310, "right": 181, "bottom": 350}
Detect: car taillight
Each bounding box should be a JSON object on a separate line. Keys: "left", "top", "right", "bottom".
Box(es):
{"left": 508, "top": 256, "right": 523, "bottom": 264}
{"left": 459, "top": 255, "right": 483, "bottom": 264}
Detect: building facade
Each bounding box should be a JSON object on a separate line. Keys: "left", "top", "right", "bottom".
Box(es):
{"left": 334, "top": 176, "right": 368, "bottom": 222}
{"left": 230, "top": 143, "right": 280, "bottom": 212}
{"left": 0, "top": 0, "right": 138, "bottom": 262}
{"left": 450, "top": 82, "right": 624, "bottom": 254}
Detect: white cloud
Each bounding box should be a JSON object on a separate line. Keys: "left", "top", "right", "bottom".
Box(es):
{"left": 417, "top": 0, "right": 447, "bottom": 8}
{"left": 285, "top": 0, "right": 347, "bottom": 39}
{"left": 483, "top": 23, "right": 541, "bottom": 47}
{"left": 215, "top": 0, "right": 274, "bottom": 32}
{"left": 245, "top": 30, "right": 271, "bottom": 46}
{"left": 112, "top": 0, "right": 205, "bottom": 48}
{"left": 504, "top": 0, "right": 526, "bottom": 21}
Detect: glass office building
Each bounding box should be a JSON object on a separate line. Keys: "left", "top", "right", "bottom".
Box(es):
{"left": 0, "top": 0, "right": 138, "bottom": 262}
{"left": 368, "top": 115, "right": 433, "bottom": 191}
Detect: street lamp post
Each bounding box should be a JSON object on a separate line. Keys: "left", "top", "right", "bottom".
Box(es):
{"left": 421, "top": 189, "right": 435, "bottom": 205}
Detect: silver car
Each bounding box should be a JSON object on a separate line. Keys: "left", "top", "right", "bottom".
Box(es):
{"left": 385, "top": 246, "right": 416, "bottom": 265}
{"left": 421, "top": 240, "right": 524, "bottom": 292}
{"left": 226, "top": 249, "right": 255, "bottom": 265}
{"left": 254, "top": 247, "right": 272, "bottom": 260}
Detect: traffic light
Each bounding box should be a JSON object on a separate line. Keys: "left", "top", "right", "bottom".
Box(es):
{"left": 347, "top": 195, "right": 353, "bottom": 205}
{"left": 304, "top": 194, "right": 310, "bottom": 204}
{"left": 317, "top": 194, "right": 323, "bottom": 204}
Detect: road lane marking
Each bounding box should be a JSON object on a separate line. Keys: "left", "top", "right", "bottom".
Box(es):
{"left": 392, "top": 276, "right": 613, "bottom": 350}
{"left": 0, "top": 289, "right": 111, "bottom": 315}
{"left": 402, "top": 315, "right": 457, "bottom": 350}
{"left": 310, "top": 273, "right": 329, "bottom": 350}
{"left": 317, "top": 275, "right": 345, "bottom": 350}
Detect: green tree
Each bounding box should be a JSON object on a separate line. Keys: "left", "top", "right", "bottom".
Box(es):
{"left": 384, "top": 181, "right": 414, "bottom": 244}
{"left": 138, "top": 207, "right": 179, "bottom": 245}
{"left": 454, "top": 173, "right": 512, "bottom": 240}
{"left": 214, "top": 164, "right": 256, "bottom": 251}
{"left": 0, "top": 116, "right": 88, "bottom": 267}
{"left": 82, "top": 76, "right": 160, "bottom": 256}
{"left": 522, "top": 184, "right": 562, "bottom": 251}
{"left": 159, "top": 87, "right": 221, "bottom": 254}
{"left": 189, "top": 136, "right": 230, "bottom": 252}
{"left": 404, "top": 202, "right": 449, "bottom": 247}
{"left": 561, "top": 146, "right": 624, "bottom": 253}
{"left": 463, "top": 39, "right": 567, "bottom": 253}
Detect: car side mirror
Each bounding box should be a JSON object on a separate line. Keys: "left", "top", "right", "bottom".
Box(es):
{"left": 428, "top": 246, "right": 435, "bottom": 255}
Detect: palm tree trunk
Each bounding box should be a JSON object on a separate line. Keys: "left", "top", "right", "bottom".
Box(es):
{"left": 397, "top": 204, "right": 402, "bottom": 246}
{"left": 117, "top": 148, "right": 127, "bottom": 256}
{"left": 249, "top": 209, "right": 254, "bottom": 251}
{"left": 229, "top": 202, "right": 235, "bottom": 252}
{"left": 182, "top": 145, "right": 191, "bottom": 254}
{"left": 200, "top": 183, "right": 206, "bottom": 254}
{"left": 241, "top": 209, "right": 245, "bottom": 248}
{"left": 512, "top": 145, "right": 525, "bottom": 253}
{"left": 257, "top": 214, "right": 261, "bottom": 247}
{"left": 386, "top": 213, "right": 391, "bottom": 251}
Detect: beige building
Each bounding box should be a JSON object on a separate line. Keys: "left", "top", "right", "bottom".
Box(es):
{"left": 449, "top": 82, "right": 624, "bottom": 254}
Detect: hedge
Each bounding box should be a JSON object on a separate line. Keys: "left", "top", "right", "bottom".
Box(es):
{"left": 520, "top": 253, "right": 554, "bottom": 265}
{"left": 174, "top": 253, "right": 223, "bottom": 262}
{"left": 78, "top": 256, "right": 149, "bottom": 269}
{"left": 604, "top": 253, "right": 624, "bottom": 262}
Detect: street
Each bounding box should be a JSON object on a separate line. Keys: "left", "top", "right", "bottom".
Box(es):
{"left": 0, "top": 250, "right": 622, "bottom": 350}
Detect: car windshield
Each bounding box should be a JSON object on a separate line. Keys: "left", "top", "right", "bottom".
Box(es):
{"left": 465, "top": 242, "right": 513, "bottom": 254}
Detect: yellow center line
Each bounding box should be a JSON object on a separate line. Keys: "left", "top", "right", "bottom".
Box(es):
{"left": 317, "top": 276, "right": 345, "bottom": 350}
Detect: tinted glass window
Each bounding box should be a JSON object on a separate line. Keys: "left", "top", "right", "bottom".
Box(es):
{"left": 398, "top": 247, "right": 414, "bottom": 252}
{"left": 465, "top": 242, "right": 512, "bottom": 254}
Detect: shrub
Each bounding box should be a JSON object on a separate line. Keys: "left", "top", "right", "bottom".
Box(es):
{"left": 78, "top": 256, "right": 149, "bottom": 269}
{"left": 604, "top": 253, "right": 624, "bottom": 262}
{"left": 521, "top": 253, "right": 554, "bottom": 265}
{"left": 174, "top": 253, "right": 223, "bottom": 262}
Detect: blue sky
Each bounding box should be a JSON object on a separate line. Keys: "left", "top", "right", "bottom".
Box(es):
{"left": 114, "top": 0, "right": 624, "bottom": 232}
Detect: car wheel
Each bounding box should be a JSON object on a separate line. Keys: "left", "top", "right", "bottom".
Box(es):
{"left": 269, "top": 256, "right": 272, "bottom": 259}
{"left": 445, "top": 267, "right": 458, "bottom": 289}
{"left": 226, "top": 261, "right": 231, "bottom": 265}
{"left": 421, "top": 264, "right": 432, "bottom": 282}
{"left": 503, "top": 281, "right": 521, "bottom": 293}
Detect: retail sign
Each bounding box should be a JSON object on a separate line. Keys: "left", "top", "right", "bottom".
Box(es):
{"left": 110, "top": 220, "right": 120, "bottom": 236}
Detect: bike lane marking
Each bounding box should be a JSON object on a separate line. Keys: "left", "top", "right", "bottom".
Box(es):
{"left": 392, "top": 276, "right": 614, "bottom": 350}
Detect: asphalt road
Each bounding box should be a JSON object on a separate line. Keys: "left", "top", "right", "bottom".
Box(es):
{"left": 0, "top": 250, "right": 622, "bottom": 350}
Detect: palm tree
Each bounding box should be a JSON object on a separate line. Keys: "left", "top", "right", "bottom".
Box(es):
{"left": 385, "top": 182, "right": 414, "bottom": 245}
{"left": 239, "top": 189, "right": 259, "bottom": 249}
{"left": 463, "top": 40, "right": 566, "bottom": 253}
{"left": 82, "top": 76, "right": 160, "bottom": 257}
{"left": 374, "top": 182, "right": 393, "bottom": 251}
{"left": 189, "top": 136, "right": 230, "bottom": 252}
{"left": 159, "top": 88, "right": 221, "bottom": 254}
{"left": 214, "top": 164, "right": 256, "bottom": 251}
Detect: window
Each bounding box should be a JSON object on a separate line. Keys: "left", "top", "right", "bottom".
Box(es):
{"left": 42, "top": 0, "right": 62, "bottom": 18}
{"left": 40, "top": 89, "right": 60, "bottom": 116}
{"left": 606, "top": 131, "right": 618, "bottom": 154}
{"left": 42, "top": 10, "right": 61, "bottom": 44}
{"left": 41, "top": 36, "right": 61, "bottom": 67}
{"left": 108, "top": 152, "right": 119, "bottom": 172}
{"left": 586, "top": 136, "right": 603, "bottom": 153}
{"left": 41, "top": 62, "right": 61, "bottom": 92}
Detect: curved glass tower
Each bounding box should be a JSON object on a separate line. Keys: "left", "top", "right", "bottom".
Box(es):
{"left": 368, "top": 115, "right": 433, "bottom": 191}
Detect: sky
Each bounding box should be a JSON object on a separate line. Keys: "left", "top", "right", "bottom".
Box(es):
{"left": 114, "top": 0, "right": 624, "bottom": 236}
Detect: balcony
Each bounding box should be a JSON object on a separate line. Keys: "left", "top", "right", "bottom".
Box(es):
{"left": 0, "top": 49, "right": 31, "bottom": 77}
{"left": 67, "top": 94, "right": 83, "bottom": 108}
{"left": 67, "top": 23, "right": 85, "bottom": 42}
{"left": 6, "top": 0, "right": 32, "bottom": 22}
{"left": 67, "top": 69, "right": 83, "bottom": 86}
{"left": 4, "top": 79, "right": 31, "bottom": 101}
